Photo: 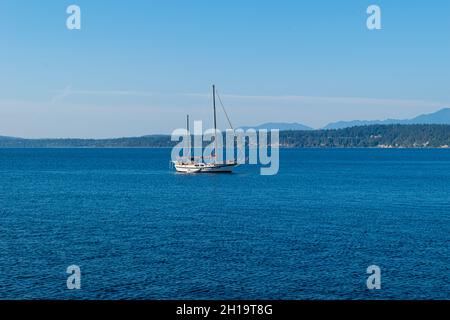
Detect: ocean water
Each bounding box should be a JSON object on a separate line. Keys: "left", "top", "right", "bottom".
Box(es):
{"left": 0, "top": 148, "right": 449, "bottom": 300}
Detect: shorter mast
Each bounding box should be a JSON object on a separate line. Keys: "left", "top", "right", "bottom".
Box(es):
{"left": 213, "top": 85, "right": 218, "bottom": 162}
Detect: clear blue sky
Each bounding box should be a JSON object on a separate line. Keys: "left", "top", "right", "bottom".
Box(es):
{"left": 1, "top": 0, "right": 449, "bottom": 138}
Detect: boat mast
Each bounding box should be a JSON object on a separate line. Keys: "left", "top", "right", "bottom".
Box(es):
{"left": 186, "top": 114, "right": 190, "bottom": 162}
{"left": 213, "top": 85, "right": 217, "bottom": 161}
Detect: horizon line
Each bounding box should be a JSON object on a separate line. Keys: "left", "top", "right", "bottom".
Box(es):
{"left": 2, "top": 122, "right": 450, "bottom": 140}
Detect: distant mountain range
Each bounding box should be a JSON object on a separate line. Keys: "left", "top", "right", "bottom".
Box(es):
{"left": 239, "top": 108, "right": 450, "bottom": 131}
{"left": 239, "top": 122, "right": 313, "bottom": 131}
{"left": 323, "top": 108, "right": 450, "bottom": 130}
{"left": 240, "top": 108, "right": 450, "bottom": 131}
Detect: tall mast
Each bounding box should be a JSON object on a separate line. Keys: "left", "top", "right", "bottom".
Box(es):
{"left": 186, "top": 114, "right": 190, "bottom": 161}
{"left": 213, "top": 85, "right": 218, "bottom": 160}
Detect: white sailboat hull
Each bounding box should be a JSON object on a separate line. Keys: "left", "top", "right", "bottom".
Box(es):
{"left": 173, "top": 162, "right": 237, "bottom": 174}
{"left": 173, "top": 163, "right": 203, "bottom": 173}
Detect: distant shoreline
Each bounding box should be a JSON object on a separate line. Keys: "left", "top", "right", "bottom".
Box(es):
{"left": 1, "top": 124, "right": 450, "bottom": 149}
{"left": 0, "top": 146, "right": 449, "bottom": 150}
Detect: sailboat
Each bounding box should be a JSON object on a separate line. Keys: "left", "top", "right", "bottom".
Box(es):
{"left": 172, "top": 85, "right": 238, "bottom": 173}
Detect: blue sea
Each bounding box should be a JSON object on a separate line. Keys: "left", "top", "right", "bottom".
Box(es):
{"left": 0, "top": 148, "right": 449, "bottom": 300}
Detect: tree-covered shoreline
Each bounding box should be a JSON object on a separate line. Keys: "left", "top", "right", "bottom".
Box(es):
{"left": 1, "top": 124, "right": 450, "bottom": 148}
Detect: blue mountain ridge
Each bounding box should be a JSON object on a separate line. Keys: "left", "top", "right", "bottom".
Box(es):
{"left": 323, "top": 108, "right": 450, "bottom": 130}
{"left": 1, "top": 108, "right": 449, "bottom": 140}
{"left": 238, "top": 122, "right": 313, "bottom": 131}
